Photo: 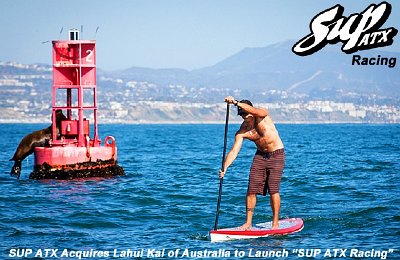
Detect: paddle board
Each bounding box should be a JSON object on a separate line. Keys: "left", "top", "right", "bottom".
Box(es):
{"left": 210, "top": 218, "right": 304, "bottom": 242}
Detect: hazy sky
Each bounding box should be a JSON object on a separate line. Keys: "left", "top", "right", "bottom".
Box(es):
{"left": 1, "top": 0, "right": 399, "bottom": 70}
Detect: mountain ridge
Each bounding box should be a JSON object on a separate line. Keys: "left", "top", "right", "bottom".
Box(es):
{"left": 1, "top": 40, "right": 399, "bottom": 107}
{"left": 115, "top": 40, "right": 399, "bottom": 98}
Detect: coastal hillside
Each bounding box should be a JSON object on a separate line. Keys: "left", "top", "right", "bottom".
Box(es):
{"left": 0, "top": 41, "right": 399, "bottom": 123}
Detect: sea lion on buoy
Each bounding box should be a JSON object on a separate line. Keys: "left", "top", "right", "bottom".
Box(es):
{"left": 10, "top": 110, "right": 66, "bottom": 179}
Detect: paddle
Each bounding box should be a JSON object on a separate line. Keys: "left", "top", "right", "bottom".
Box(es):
{"left": 213, "top": 102, "right": 230, "bottom": 231}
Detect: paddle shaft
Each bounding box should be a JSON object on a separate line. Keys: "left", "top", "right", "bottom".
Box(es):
{"left": 214, "top": 102, "right": 230, "bottom": 230}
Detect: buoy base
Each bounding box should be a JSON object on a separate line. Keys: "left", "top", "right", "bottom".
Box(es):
{"left": 29, "top": 160, "right": 125, "bottom": 180}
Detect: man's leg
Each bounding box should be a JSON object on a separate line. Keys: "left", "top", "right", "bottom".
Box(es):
{"left": 241, "top": 193, "right": 257, "bottom": 229}
{"left": 270, "top": 192, "right": 280, "bottom": 229}
{"left": 267, "top": 150, "right": 285, "bottom": 229}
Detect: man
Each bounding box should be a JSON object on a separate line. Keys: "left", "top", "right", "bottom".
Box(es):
{"left": 219, "top": 96, "right": 285, "bottom": 230}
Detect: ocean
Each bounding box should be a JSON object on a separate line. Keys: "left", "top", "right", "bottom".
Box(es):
{"left": 1, "top": 124, "right": 399, "bottom": 259}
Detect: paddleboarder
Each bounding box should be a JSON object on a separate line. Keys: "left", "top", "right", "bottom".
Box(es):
{"left": 219, "top": 96, "right": 285, "bottom": 230}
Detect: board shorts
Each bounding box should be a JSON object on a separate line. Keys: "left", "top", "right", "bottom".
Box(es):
{"left": 247, "top": 149, "right": 285, "bottom": 196}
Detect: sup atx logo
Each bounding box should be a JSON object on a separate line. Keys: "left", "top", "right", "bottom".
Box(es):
{"left": 292, "top": 1, "right": 398, "bottom": 68}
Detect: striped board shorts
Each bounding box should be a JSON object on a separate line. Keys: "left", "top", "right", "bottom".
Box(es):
{"left": 247, "top": 149, "right": 285, "bottom": 196}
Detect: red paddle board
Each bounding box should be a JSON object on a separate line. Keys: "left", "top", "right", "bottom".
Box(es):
{"left": 210, "top": 218, "right": 304, "bottom": 242}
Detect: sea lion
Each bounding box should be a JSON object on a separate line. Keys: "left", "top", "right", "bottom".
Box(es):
{"left": 10, "top": 110, "right": 67, "bottom": 179}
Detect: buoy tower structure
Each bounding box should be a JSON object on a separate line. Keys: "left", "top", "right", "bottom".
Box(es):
{"left": 31, "top": 29, "right": 124, "bottom": 179}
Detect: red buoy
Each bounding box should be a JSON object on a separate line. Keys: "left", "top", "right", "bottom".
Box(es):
{"left": 31, "top": 29, "right": 124, "bottom": 179}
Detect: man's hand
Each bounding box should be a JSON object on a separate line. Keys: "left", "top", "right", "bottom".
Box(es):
{"left": 224, "top": 96, "right": 237, "bottom": 105}
{"left": 219, "top": 168, "right": 226, "bottom": 179}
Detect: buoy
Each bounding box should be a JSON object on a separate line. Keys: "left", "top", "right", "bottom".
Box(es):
{"left": 30, "top": 29, "right": 125, "bottom": 180}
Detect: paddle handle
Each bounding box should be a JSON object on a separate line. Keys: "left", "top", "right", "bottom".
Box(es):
{"left": 214, "top": 102, "right": 230, "bottom": 230}
{"left": 221, "top": 103, "right": 230, "bottom": 172}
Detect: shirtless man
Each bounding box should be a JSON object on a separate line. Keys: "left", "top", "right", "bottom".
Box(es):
{"left": 219, "top": 96, "right": 285, "bottom": 229}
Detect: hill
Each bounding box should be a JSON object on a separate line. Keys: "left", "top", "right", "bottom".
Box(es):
{"left": 117, "top": 40, "right": 400, "bottom": 102}
{"left": 0, "top": 40, "right": 399, "bottom": 123}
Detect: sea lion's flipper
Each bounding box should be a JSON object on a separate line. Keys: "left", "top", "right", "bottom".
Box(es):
{"left": 10, "top": 161, "right": 21, "bottom": 179}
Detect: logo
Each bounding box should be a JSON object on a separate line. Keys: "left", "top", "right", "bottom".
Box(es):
{"left": 292, "top": 1, "right": 398, "bottom": 56}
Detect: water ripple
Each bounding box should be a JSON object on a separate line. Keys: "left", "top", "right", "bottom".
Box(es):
{"left": 1, "top": 124, "right": 399, "bottom": 257}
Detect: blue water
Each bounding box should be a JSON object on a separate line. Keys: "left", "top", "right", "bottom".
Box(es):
{"left": 1, "top": 124, "right": 399, "bottom": 259}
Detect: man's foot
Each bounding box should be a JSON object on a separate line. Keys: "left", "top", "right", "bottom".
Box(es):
{"left": 271, "top": 221, "right": 279, "bottom": 229}
{"left": 239, "top": 223, "right": 252, "bottom": 230}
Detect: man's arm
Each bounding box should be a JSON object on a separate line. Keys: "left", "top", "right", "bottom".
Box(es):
{"left": 219, "top": 132, "right": 244, "bottom": 178}
{"left": 224, "top": 96, "right": 269, "bottom": 118}
{"left": 237, "top": 102, "right": 269, "bottom": 118}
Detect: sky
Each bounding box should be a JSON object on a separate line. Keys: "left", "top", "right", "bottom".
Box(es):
{"left": 0, "top": 0, "right": 399, "bottom": 71}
